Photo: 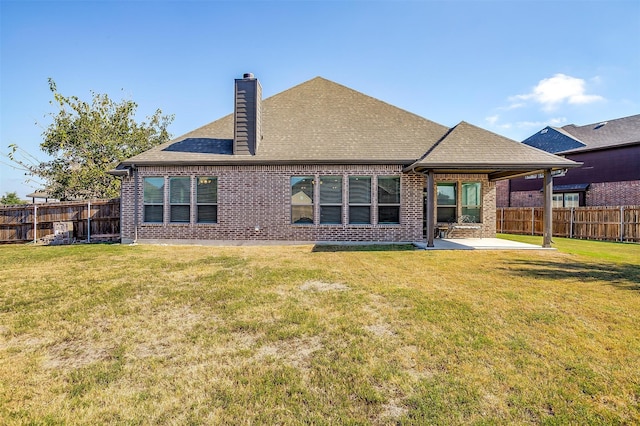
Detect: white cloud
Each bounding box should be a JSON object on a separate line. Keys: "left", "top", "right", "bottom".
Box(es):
{"left": 512, "top": 117, "right": 566, "bottom": 128}
{"left": 510, "top": 74, "right": 604, "bottom": 111}
{"left": 485, "top": 115, "right": 499, "bottom": 125}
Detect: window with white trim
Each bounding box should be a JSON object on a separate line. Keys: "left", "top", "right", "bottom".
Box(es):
{"left": 553, "top": 192, "right": 579, "bottom": 208}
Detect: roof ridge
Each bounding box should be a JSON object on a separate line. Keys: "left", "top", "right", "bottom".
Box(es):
{"left": 414, "top": 122, "right": 462, "bottom": 164}
{"left": 562, "top": 113, "right": 640, "bottom": 130}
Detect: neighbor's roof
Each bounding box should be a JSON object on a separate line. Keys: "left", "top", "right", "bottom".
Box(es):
{"left": 118, "top": 76, "right": 578, "bottom": 177}
{"left": 523, "top": 114, "right": 640, "bottom": 154}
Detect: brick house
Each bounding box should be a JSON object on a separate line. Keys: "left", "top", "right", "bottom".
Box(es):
{"left": 111, "top": 74, "right": 577, "bottom": 246}
{"left": 497, "top": 114, "right": 640, "bottom": 208}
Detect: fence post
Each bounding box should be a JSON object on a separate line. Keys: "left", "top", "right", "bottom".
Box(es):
{"left": 570, "top": 207, "right": 574, "bottom": 239}
{"left": 620, "top": 206, "right": 624, "bottom": 242}
{"left": 501, "top": 208, "right": 504, "bottom": 234}
{"left": 531, "top": 207, "right": 535, "bottom": 235}
{"left": 87, "top": 200, "right": 91, "bottom": 243}
{"left": 33, "top": 204, "right": 37, "bottom": 244}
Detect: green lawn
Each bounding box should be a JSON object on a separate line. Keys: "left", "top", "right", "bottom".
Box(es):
{"left": 1, "top": 238, "right": 639, "bottom": 425}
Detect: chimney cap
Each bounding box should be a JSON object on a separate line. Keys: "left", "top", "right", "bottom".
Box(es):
{"left": 243, "top": 72, "right": 255, "bottom": 79}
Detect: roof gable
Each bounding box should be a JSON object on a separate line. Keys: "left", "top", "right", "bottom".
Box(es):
{"left": 123, "top": 77, "right": 450, "bottom": 165}
{"left": 409, "top": 121, "right": 577, "bottom": 170}
{"left": 522, "top": 127, "right": 586, "bottom": 153}
{"left": 117, "top": 75, "right": 579, "bottom": 178}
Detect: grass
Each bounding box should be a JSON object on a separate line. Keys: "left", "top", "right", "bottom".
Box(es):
{"left": 1, "top": 237, "right": 639, "bottom": 425}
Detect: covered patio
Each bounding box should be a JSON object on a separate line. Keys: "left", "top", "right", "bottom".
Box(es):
{"left": 404, "top": 122, "right": 581, "bottom": 249}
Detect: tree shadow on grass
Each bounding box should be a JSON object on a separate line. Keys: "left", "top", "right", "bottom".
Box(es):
{"left": 505, "top": 259, "right": 640, "bottom": 291}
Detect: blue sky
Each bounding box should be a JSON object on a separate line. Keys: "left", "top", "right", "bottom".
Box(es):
{"left": 1, "top": 0, "right": 639, "bottom": 198}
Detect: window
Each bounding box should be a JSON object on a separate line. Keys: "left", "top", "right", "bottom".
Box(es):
{"left": 291, "top": 176, "right": 314, "bottom": 224}
{"left": 169, "top": 177, "right": 191, "bottom": 223}
{"left": 320, "top": 176, "right": 342, "bottom": 224}
{"left": 349, "top": 176, "right": 371, "bottom": 224}
{"left": 564, "top": 193, "right": 579, "bottom": 207}
{"left": 143, "top": 177, "right": 164, "bottom": 223}
{"left": 378, "top": 176, "right": 400, "bottom": 224}
{"left": 197, "top": 177, "right": 217, "bottom": 223}
{"left": 461, "top": 182, "right": 481, "bottom": 223}
{"left": 552, "top": 194, "right": 564, "bottom": 208}
{"left": 554, "top": 192, "right": 580, "bottom": 208}
{"left": 436, "top": 183, "right": 456, "bottom": 223}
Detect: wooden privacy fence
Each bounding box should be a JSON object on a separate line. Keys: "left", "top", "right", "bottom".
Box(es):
{"left": 497, "top": 206, "right": 640, "bottom": 243}
{"left": 0, "top": 199, "right": 120, "bottom": 244}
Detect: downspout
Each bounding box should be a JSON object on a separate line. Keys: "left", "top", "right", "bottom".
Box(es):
{"left": 426, "top": 170, "right": 435, "bottom": 248}
{"left": 133, "top": 165, "right": 139, "bottom": 243}
{"left": 33, "top": 204, "right": 37, "bottom": 244}
{"left": 404, "top": 165, "right": 436, "bottom": 247}
{"left": 87, "top": 200, "right": 91, "bottom": 243}
{"left": 542, "top": 169, "right": 553, "bottom": 248}
{"left": 408, "top": 167, "right": 435, "bottom": 248}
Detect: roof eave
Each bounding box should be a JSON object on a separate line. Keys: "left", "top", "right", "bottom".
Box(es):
{"left": 404, "top": 161, "right": 581, "bottom": 172}
{"left": 556, "top": 140, "right": 640, "bottom": 155}
{"left": 119, "top": 158, "right": 416, "bottom": 168}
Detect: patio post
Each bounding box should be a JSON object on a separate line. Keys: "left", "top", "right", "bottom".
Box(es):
{"left": 543, "top": 169, "right": 553, "bottom": 248}
{"left": 427, "top": 170, "right": 435, "bottom": 247}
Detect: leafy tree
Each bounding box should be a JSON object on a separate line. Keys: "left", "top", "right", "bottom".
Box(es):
{"left": 8, "top": 79, "right": 174, "bottom": 200}
{"left": 0, "top": 192, "right": 27, "bottom": 205}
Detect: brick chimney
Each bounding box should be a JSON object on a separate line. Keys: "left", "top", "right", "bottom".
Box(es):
{"left": 233, "top": 73, "right": 262, "bottom": 155}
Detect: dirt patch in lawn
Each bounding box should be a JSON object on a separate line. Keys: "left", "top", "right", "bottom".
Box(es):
{"left": 299, "top": 280, "right": 350, "bottom": 292}
{"left": 254, "top": 335, "right": 323, "bottom": 369}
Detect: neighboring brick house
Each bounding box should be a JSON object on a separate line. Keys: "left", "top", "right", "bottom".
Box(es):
{"left": 111, "top": 74, "right": 577, "bottom": 245}
{"left": 497, "top": 114, "right": 640, "bottom": 208}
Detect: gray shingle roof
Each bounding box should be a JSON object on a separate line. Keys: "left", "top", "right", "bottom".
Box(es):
{"left": 118, "top": 76, "right": 579, "bottom": 177}
{"left": 558, "top": 114, "right": 640, "bottom": 153}
{"left": 523, "top": 114, "right": 640, "bottom": 154}
{"left": 522, "top": 127, "right": 586, "bottom": 153}
{"left": 122, "top": 77, "right": 449, "bottom": 165}
{"left": 406, "top": 122, "right": 578, "bottom": 176}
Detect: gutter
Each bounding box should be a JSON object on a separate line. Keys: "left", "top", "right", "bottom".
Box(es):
{"left": 119, "top": 159, "right": 417, "bottom": 168}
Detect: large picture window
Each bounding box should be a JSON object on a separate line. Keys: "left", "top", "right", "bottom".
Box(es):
{"left": 320, "top": 176, "right": 342, "bottom": 224}
{"left": 169, "top": 177, "right": 191, "bottom": 223}
{"left": 291, "top": 176, "right": 314, "bottom": 224}
{"left": 436, "top": 183, "right": 456, "bottom": 223}
{"left": 461, "top": 182, "right": 481, "bottom": 223}
{"left": 378, "top": 176, "right": 400, "bottom": 224}
{"left": 197, "top": 177, "right": 218, "bottom": 223}
{"left": 349, "top": 176, "right": 371, "bottom": 224}
{"left": 143, "top": 177, "right": 164, "bottom": 223}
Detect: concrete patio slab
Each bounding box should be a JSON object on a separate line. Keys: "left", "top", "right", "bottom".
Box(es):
{"left": 413, "top": 238, "right": 554, "bottom": 250}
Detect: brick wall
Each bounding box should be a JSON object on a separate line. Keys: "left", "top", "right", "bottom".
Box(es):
{"left": 428, "top": 173, "right": 496, "bottom": 238}
{"left": 119, "top": 165, "right": 496, "bottom": 243}
{"left": 505, "top": 180, "right": 640, "bottom": 207}
{"left": 495, "top": 180, "right": 509, "bottom": 207}
{"left": 509, "top": 190, "right": 545, "bottom": 208}
{"left": 586, "top": 181, "right": 640, "bottom": 206}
